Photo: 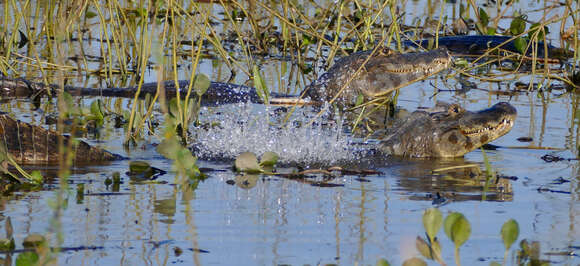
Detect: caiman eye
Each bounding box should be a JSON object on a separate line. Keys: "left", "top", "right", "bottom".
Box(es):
{"left": 449, "top": 104, "right": 461, "bottom": 114}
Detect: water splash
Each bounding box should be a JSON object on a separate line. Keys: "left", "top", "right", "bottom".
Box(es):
{"left": 192, "top": 102, "right": 373, "bottom": 165}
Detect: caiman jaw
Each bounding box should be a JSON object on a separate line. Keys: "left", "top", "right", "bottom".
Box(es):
{"left": 460, "top": 117, "right": 514, "bottom": 137}
{"left": 383, "top": 50, "right": 452, "bottom": 75}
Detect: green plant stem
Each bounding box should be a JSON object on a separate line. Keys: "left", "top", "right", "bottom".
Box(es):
{"left": 455, "top": 247, "right": 461, "bottom": 266}
{"left": 503, "top": 249, "right": 508, "bottom": 265}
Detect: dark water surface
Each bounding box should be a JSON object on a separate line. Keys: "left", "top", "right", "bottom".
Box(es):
{"left": 1, "top": 0, "right": 579, "bottom": 265}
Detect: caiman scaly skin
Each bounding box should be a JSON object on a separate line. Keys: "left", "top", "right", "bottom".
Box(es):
{"left": 302, "top": 48, "right": 452, "bottom": 106}
{"left": 0, "top": 114, "right": 123, "bottom": 164}
{"left": 0, "top": 48, "right": 452, "bottom": 106}
{"left": 380, "top": 102, "right": 517, "bottom": 157}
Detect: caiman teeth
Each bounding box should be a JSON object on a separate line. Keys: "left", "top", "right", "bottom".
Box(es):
{"left": 461, "top": 118, "right": 513, "bottom": 136}
{"left": 386, "top": 63, "right": 447, "bottom": 74}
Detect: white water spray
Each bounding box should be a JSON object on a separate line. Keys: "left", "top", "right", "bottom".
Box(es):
{"left": 192, "top": 102, "right": 373, "bottom": 165}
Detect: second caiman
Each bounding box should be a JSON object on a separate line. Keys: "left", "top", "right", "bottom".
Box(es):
{"left": 0, "top": 47, "right": 452, "bottom": 107}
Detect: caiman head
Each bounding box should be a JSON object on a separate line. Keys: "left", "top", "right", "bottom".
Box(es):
{"left": 381, "top": 102, "right": 517, "bottom": 157}
{"left": 302, "top": 48, "right": 452, "bottom": 106}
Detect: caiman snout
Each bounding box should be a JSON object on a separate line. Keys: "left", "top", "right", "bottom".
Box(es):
{"left": 459, "top": 102, "right": 517, "bottom": 138}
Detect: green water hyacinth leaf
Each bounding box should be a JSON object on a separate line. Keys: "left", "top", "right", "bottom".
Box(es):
{"left": 444, "top": 212, "right": 461, "bottom": 238}
{"left": 415, "top": 236, "right": 442, "bottom": 263}
{"left": 129, "top": 161, "right": 151, "bottom": 174}
{"left": 16, "top": 251, "right": 38, "bottom": 266}
{"left": 444, "top": 212, "right": 471, "bottom": 248}
{"left": 193, "top": 73, "right": 211, "bottom": 97}
{"left": 501, "top": 219, "right": 519, "bottom": 250}
{"left": 128, "top": 161, "right": 157, "bottom": 179}
{"left": 423, "top": 208, "right": 442, "bottom": 242}
{"left": 30, "top": 171, "right": 43, "bottom": 185}
{"left": 513, "top": 37, "right": 528, "bottom": 54}
{"left": 402, "top": 257, "right": 427, "bottom": 266}
{"left": 479, "top": 7, "right": 489, "bottom": 28}
{"left": 85, "top": 10, "right": 97, "bottom": 19}
{"left": 529, "top": 23, "right": 548, "bottom": 40}
{"left": 259, "top": 151, "right": 279, "bottom": 167}
{"left": 234, "top": 152, "right": 262, "bottom": 174}
{"left": 376, "top": 258, "right": 390, "bottom": 266}
{"left": 156, "top": 138, "right": 181, "bottom": 160}
{"left": 510, "top": 16, "right": 526, "bottom": 35}
{"left": 489, "top": 262, "right": 502, "bottom": 266}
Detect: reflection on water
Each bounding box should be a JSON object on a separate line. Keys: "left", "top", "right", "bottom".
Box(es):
{"left": 391, "top": 157, "right": 513, "bottom": 203}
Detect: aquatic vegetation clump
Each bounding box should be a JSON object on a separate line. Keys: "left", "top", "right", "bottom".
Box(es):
{"left": 192, "top": 103, "right": 372, "bottom": 165}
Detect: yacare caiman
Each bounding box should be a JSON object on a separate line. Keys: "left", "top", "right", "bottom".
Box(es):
{"left": 0, "top": 48, "right": 451, "bottom": 107}
{"left": 380, "top": 102, "right": 517, "bottom": 157}
{"left": 0, "top": 113, "right": 123, "bottom": 164}
{"left": 0, "top": 101, "right": 517, "bottom": 164}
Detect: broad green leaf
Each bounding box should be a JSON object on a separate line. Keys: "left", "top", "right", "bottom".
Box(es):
{"left": 444, "top": 212, "right": 462, "bottom": 239}
{"left": 376, "top": 258, "right": 390, "bottom": 266}
{"left": 129, "top": 161, "right": 152, "bottom": 174}
{"left": 16, "top": 251, "right": 38, "bottom": 266}
{"left": 85, "top": 10, "right": 97, "bottom": 19}
{"left": 510, "top": 16, "right": 526, "bottom": 35}
{"left": 175, "top": 148, "right": 197, "bottom": 170}
{"left": 489, "top": 262, "right": 502, "bottom": 266}
{"left": 501, "top": 219, "right": 519, "bottom": 250}
{"left": 416, "top": 236, "right": 443, "bottom": 263}
{"left": 479, "top": 8, "right": 489, "bottom": 27}
{"left": 513, "top": 37, "right": 528, "bottom": 54}
{"left": 528, "top": 23, "right": 548, "bottom": 40}
{"left": 450, "top": 215, "right": 471, "bottom": 248}
{"left": 402, "top": 257, "right": 427, "bottom": 266}
{"left": 193, "top": 73, "right": 211, "bottom": 97}
{"left": 30, "top": 171, "right": 43, "bottom": 185}
{"left": 260, "top": 151, "right": 279, "bottom": 167}
{"left": 156, "top": 138, "right": 181, "bottom": 160}
{"left": 234, "top": 152, "right": 262, "bottom": 173}
{"left": 423, "top": 208, "right": 442, "bottom": 242}
{"left": 416, "top": 236, "right": 432, "bottom": 259}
